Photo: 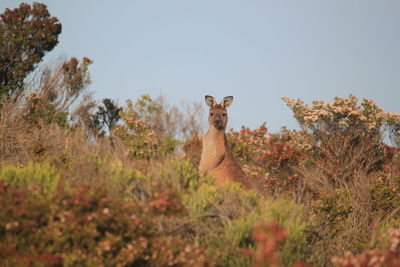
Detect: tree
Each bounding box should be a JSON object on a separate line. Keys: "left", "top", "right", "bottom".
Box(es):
{"left": 91, "top": 98, "right": 122, "bottom": 136}
{"left": 0, "top": 2, "right": 61, "bottom": 101}
{"left": 23, "top": 57, "right": 93, "bottom": 127}
{"left": 282, "top": 95, "right": 400, "bottom": 186}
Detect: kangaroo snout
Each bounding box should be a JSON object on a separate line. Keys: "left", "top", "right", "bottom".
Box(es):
{"left": 213, "top": 118, "right": 224, "bottom": 130}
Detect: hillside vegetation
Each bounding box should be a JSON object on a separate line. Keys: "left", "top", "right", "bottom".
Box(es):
{"left": 2, "top": 3, "right": 400, "bottom": 267}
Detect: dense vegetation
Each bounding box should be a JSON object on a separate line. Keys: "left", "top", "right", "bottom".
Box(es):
{"left": 1, "top": 3, "right": 400, "bottom": 266}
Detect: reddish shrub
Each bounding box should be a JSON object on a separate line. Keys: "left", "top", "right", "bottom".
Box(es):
{"left": 244, "top": 221, "right": 312, "bottom": 267}
{"left": 244, "top": 221, "right": 287, "bottom": 267}
{"left": 227, "top": 124, "right": 304, "bottom": 195}
{"left": 0, "top": 181, "right": 213, "bottom": 266}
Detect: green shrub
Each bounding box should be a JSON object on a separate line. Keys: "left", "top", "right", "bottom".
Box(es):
{"left": 183, "top": 183, "right": 218, "bottom": 217}
{"left": 309, "top": 189, "right": 356, "bottom": 266}
{"left": 108, "top": 160, "right": 137, "bottom": 197}
{"left": 262, "top": 198, "right": 309, "bottom": 266}
{"left": 160, "top": 159, "right": 207, "bottom": 190}
{"left": 371, "top": 177, "right": 400, "bottom": 214}
{"left": 181, "top": 180, "right": 261, "bottom": 267}
{"left": 314, "top": 189, "right": 353, "bottom": 227}
{"left": 0, "top": 162, "right": 60, "bottom": 196}
{"left": 181, "top": 178, "right": 308, "bottom": 267}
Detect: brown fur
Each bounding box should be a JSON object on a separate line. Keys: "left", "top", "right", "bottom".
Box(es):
{"left": 199, "top": 96, "right": 251, "bottom": 189}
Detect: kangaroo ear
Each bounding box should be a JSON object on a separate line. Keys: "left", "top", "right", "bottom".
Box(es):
{"left": 205, "top": 95, "right": 216, "bottom": 108}
{"left": 222, "top": 96, "right": 233, "bottom": 108}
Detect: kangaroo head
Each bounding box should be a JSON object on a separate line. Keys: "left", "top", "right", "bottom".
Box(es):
{"left": 205, "top": 95, "right": 233, "bottom": 131}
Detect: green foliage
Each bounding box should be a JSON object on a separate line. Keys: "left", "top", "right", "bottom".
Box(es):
{"left": 189, "top": 182, "right": 259, "bottom": 267}
{"left": 309, "top": 189, "right": 356, "bottom": 265}
{"left": 107, "top": 160, "right": 137, "bottom": 197}
{"left": 114, "top": 94, "right": 192, "bottom": 159}
{"left": 226, "top": 217, "right": 256, "bottom": 248}
{"left": 0, "top": 2, "right": 62, "bottom": 100}
{"left": 0, "top": 162, "right": 60, "bottom": 196}
{"left": 135, "top": 94, "right": 163, "bottom": 121}
{"left": 262, "top": 199, "right": 309, "bottom": 266}
{"left": 181, "top": 170, "right": 307, "bottom": 266}
{"left": 314, "top": 189, "right": 353, "bottom": 227}
{"left": 183, "top": 182, "right": 218, "bottom": 217}
{"left": 371, "top": 176, "right": 400, "bottom": 214}
{"left": 371, "top": 182, "right": 397, "bottom": 212}
{"left": 171, "top": 159, "right": 210, "bottom": 190}
{"left": 159, "top": 137, "right": 181, "bottom": 155}
{"left": 24, "top": 91, "right": 69, "bottom": 127}
{"left": 114, "top": 99, "right": 161, "bottom": 159}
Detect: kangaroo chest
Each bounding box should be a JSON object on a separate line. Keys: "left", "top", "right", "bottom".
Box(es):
{"left": 199, "top": 132, "right": 227, "bottom": 172}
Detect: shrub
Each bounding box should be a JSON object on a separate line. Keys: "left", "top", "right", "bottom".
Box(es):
{"left": 189, "top": 182, "right": 260, "bottom": 267}
{"left": 106, "top": 160, "right": 143, "bottom": 198}
{"left": 282, "top": 95, "right": 400, "bottom": 186}
{"left": 371, "top": 178, "right": 400, "bottom": 213}
{"left": 0, "top": 180, "right": 214, "bottom": 266}
{"left": 0, "top": 162, "right": 60, "bottom": 196}
{"left": 332, "top": 228, "right": 400, "bottom": 267}
{"left": 313, "top": 189, "right": 354, "bottom": 227}
{"left": 244, "top": 221, "right": 312, "bottom": 267}
{"left": 244, "top": 221, "right": 287, "bottom": 267}
{"left": 114, "top": 98, "right": 165, "bottom": 159}
{"left": 133, "top": 160, "right": 260, "bottom": 266}
{"left": 227, "top": 124, "right": 304, "bottom": 196}
{"left": 22, "top": 57, "right": 93, "bottom": 127}
{"left": 262, "top": 199, "right": 309, "bottom": 266}
{"left": 137, "top": 159, "right": 311, "bottom": 266}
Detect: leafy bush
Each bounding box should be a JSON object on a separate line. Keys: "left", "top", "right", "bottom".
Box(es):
{"left": 283, "top": 95, "right": 400, "bottom": 186}
{"left": 313, "top": 189, "right": 354, "bottom": 227}
{"left": 244, "top": 221, "right": 311, "bottom": 267}
{"left": 227, "top": 124, "right": 305, "bottom": 196}
{"left": 144, "top": 160, "right": 310, "bottom": 267}
{"left": 244, "top": 221, "right": 287, "bottom": 267}
{"left": 263, "top": 199, "right": 309, "bottom": 266}
{"left": 371, "top": 175, "right": 400, "bottom": 214}
{"left": 0, "top": 180, "right": 214, "bottom": 266}
{"left": 0, "top": 162, "right": 60, "bottom": 196}
{"left": 114, "top": 97, "right": 168, "bottom": 159}
{"left": 308, "top": 188, "right": 355, "bottom": 265}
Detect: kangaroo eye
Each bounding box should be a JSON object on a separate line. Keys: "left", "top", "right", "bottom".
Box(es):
{"left": 222, "top": 113, "right": 226, "bottom": 116}
{"left": 210, "top": 113, "right": 214, "bottom": 116}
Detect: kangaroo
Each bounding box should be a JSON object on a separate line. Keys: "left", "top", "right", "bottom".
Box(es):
{"left": 199, "top": 95, "right": 251, "bottom": 189}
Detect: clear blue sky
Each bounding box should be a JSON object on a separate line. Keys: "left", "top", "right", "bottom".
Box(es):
{"left": 2, "top": 0, "right": 400, "bottom": 132}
